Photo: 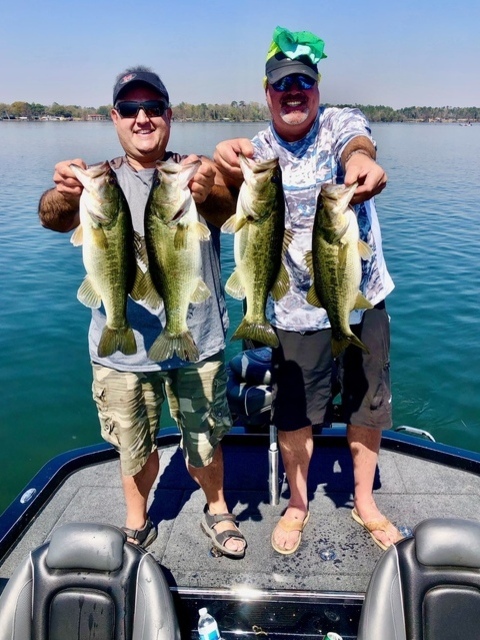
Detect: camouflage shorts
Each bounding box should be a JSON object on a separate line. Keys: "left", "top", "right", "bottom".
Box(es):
{"left": 91, "top": 354, "right": 232, "bottom": 476}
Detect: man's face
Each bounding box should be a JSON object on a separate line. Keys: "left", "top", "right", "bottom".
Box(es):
{"left": 265, "top": 75, "right": 320, "bottom": 142}
{"left": 111, "top": 84, "right": 172, "bottom": 170}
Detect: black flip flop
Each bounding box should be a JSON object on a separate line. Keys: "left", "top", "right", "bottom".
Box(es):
{"left": 200, "top": 504, "right": 247, "bottom": 559}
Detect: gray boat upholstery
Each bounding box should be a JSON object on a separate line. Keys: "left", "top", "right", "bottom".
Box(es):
{"left": 357, "top": 517, "right": 480, "bottom": 640}
{"left": 0, "top": 522, "right": 180, "bottom": 640}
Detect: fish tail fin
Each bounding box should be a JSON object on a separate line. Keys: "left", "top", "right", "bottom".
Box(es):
{"left": 231, "top": 318, "right": 279, "bottom": 349}
{"left": 98, "top": 326, "right": 137, "bottom": 358}
{"left": 148, "top": 330, "right": 199, "bottom": 363}
{"left": 331, "top": 334, "right": 370, "bottom": 358}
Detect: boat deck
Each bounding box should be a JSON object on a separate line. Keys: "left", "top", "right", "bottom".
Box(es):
{"left": 2, "top": 428, "right": 480, "bottom": 638}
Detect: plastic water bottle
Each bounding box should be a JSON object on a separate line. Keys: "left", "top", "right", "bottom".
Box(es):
{"left": 197, "top": 607, "right": 221, "bottom": 640}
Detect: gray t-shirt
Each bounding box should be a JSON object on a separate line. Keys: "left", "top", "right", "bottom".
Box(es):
{"left": 88, "top": 155, "right": 229, "bottom": 371}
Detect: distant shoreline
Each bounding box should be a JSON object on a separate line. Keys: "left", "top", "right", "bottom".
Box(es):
{"left": 1, "top": 118, "right": 477, "bottom": 125}
{"left": 3, "top": 102, "right": 479, "bottom": 124}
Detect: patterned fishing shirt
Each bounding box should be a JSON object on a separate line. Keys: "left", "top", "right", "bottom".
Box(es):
{"left": 251, "top": 106, "right": 394, "bottom": 332}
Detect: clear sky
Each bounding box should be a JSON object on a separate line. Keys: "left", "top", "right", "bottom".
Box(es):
{"left": 1, "top": 0, "right": 479, "bottom": 110}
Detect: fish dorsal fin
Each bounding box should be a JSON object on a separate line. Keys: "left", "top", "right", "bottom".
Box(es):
{"left": 70, "top": 224, "right": 84, "bottom": 247}
{"left": 77, "top": 276, "right": 101, "bottom": 309}
{"left": 304, "top": 250, "right": 314, "bottom": 277}
{"left": 130, "top": 267, "right": 163, "bottom": 309}
{"left": 283, "top": 228, "right": 294, "bottom": 253}
{"left": 225, "top": 270, "right": 245, "bottom": 300}
{"left": 353, "top": 292, "right": 374, "bottom": 310}
{"left": 270, "top": 263, "right": 290, "bottom": 301}
{"left": 134, "top": 231, "right": 148, "bottom": 266}
{"left": 358, "top": 239, "right": 373, "bottom": 261}
{"left": 191, "top": 278, "right": 211, "bottom": 304}
{"left": 306, "top": 285, "right": 323, "bottom": 308}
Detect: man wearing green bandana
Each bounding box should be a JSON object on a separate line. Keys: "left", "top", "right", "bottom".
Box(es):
{"left": 215, "top": 27, "right": 403, "bottom": 554}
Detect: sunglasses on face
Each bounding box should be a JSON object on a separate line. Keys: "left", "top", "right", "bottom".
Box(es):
{"left": 114, "top": 99, "right": 168, "bottom": 119}
{"left": 270, "top": 74, "right": 317, "bottom": 92}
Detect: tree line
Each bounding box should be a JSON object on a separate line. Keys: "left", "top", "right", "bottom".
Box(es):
{"left": 1, "top": 100, "right": 479, "bottom": 123}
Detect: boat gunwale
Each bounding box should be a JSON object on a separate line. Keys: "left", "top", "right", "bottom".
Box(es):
{"left": 173, "top": 584, "right": 364, "bottom": 602}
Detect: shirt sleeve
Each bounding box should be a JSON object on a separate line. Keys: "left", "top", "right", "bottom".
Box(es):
{"left": 326, "top": 108, "right": 376, "bottom": 161}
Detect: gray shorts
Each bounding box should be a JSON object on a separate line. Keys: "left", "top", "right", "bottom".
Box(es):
{"left": 91, "top": 353, "right": 232, "bottom": 476}
{"left": 271, "top": 302, "right": 392, "bottom": 431}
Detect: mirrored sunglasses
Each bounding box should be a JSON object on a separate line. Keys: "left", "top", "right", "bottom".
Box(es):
{"left": 271, "top": 74, "right": 317, "bottom": 92}
{"left": 114, "top": 100, "right": 168, "bottom": 119}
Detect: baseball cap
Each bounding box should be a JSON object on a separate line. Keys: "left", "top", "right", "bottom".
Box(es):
{"left": 113, "top": 70, "right": 169, "bottom": 104}
{"left": 265, "top": 52, "right": 319, "bottom": 84}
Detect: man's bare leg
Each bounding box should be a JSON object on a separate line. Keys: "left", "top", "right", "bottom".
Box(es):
{"left": 188, "top": 444, "right": 245, "bottom": 554}
{"left": 271, "top": 425, "right": 313, "bottom": 552}
{"left": 348, "top": 424, "right": 402, "bottom": 547}
{"left": 122, "top": 449, "right": 160, "bottom": 532}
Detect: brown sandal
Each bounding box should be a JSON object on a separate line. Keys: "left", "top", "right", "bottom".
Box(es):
{"left": 123, "top": 518, "right": 157, "bottom": 549}
{"left": 200, "top": 504, "right": 246, "bottom": 558}
{"left": 271, "top": 511, "right": 310, "bottom": 555}
{"left": 351, "top": 508, "right": 403, "bottom": 551}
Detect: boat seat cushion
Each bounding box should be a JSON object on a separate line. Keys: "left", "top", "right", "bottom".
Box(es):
{"left": 46, "top": 522, "right": 125, "bottom": 571}
{"left": 358, "top": 517, "right": 480, "bottom": 640}
{"left": 415, "top": 517, "right": 480, "bottom": 567}
{"left": 0, "top": 522, "right": 180, "bottom": 640}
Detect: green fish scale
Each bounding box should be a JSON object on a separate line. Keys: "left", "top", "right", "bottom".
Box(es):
{"left": 312, "top": 212, "right": 358, "bottom": 341}
{"left": 145, "top": 218, "right": 199, "bottom": 335}
{"left": 239, "top": 190, "right": 284, "bottom": 323}
{"left": 85, "top": 184, "right": 135, "bottom": 329}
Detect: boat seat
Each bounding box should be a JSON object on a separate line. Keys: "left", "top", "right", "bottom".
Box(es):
{"left": 227, "top": 346, "right": 272, "bottom": 426}
{"left": 227, "top": 347, "right": 280, "bottom": 504}
{"left": 0, "top": 522, "right": 180, "bottom": 640}
{"left": 357, "top": 517, "right": 480, "bottom": 640}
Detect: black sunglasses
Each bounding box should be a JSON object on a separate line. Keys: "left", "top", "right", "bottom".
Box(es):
{"left": 271, "top": 74, "right": 317, "bottom": 92}
{"left": 114, "top": 99, "right": 169, "bottom": 119}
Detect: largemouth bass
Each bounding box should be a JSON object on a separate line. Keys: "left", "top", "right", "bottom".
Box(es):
{"left": 145, "top": 160, "right": 211, "bottom": 363}
{"left": 306, "top": 182, "right": 373, "bottom": 357}
{"left": 70, "top": 161, "right": 137, "bottom": 358}
{"left": 222, "top": 155, "right": 290, "bottom": 349}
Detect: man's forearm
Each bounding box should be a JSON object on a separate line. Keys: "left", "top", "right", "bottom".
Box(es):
{"left": 341, "top": 136, "right": 377, "bottom": 170}
{"left": 38, "top": 188, "right": 80, "bottom": 232}
{"left": 197, "top": 183, "right": 238, "bottom": 228}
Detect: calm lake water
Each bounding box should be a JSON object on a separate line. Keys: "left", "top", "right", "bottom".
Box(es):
{"left": 1, "top": 120, "right": 479, "bottom": 513}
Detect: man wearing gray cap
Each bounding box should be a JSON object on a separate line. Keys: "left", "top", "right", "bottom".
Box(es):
{"left": 38, "top": 66, "right": 246, "bottom": 558}
{"left": 215, "top": 27, "right": 402, "bottom": 555}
